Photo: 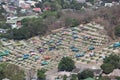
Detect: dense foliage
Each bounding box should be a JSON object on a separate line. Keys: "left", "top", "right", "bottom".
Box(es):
{"left": 70, "top": 74, "right": 77, "bottom": 80}
{"left": 101, "top": 63, "right": 114, "bottom": 74}
{"left": 63, "top": 75, "right": 67, "bottom": 80}
{"left": 65, "top": 18, "right": 79, "bottom": 27}
{"left": 35, "top": 0, "right": 85, "bottom": 11}
{"left": 3, "top": 18, "right": 48, "bottom": 40}
{"left": 101, "top": 54, "right": 120, "bottom": 74}
{"left": 98, "top": 76, "right": 110, "bottom": 80}
{"left": 0, "top": 62, "right": 25, "bottom": 80}
{"left": 103, "top": 54, "right": 120, "bottom": 69}
{"left": 77, "top": 69, "right": 94, "bottom": 80}
{"left": 0, "top": 5, "right": 6, "bottom": 21}
{"left": 115, "top": 25, "right": 120, "bottom": 37}
{"left": 0, "top": 22, "right": 11, "bottom": 29}
{"left": 58, "top": 57, "right": 75, "bottom": 71}
{"left": 37, "top": 69, "right": 46, "bottom": 80}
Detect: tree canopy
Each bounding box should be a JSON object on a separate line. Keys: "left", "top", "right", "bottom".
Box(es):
{"left": 103, "top": 54, "right": 120, "bottom": 69}
{"left": 70, "top": 74, "right": 77, "bottom": 80}
{"left": 4, "top": 17, "right": 48, "bottom": 40}
{"left": 101, "top": 54, "right": 120, "bottom": 74}
{"left": 35, "top": 0, "right": 84, "bottom": 11}
{"left": 0, "top": 62, "right": 25, "bottom": 80}
{"left": 115, "top": 25, "right": 120, "bottom": 37}
{"left": 77, "top": 69, "right": 94, "bottom": 80}
{"left": 37, "top": 69, "right": 46, "bottom": 80}
{"left": 58, "top": 57, "right": 75, "bottom": 71}
{"left": 101, "top": 63, "right": 115, "bottom": 74}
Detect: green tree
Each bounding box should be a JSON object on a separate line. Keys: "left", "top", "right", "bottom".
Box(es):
{"left": 6, "top": 17, "right": 48, "bottom": 40}
{"left": 116, "top": 76, "right": 120, "bottom": 80}
{"left": 63, "top": 75, "right": 67, "bottom": 80}
{"left": 98, "top": 76, "right": 110, "bottom": 80}
{"left": 65, "top": 18, "right": 79, "bottom": 27}
{"left": 0, "top": 62, "right": 25, "bottom": 80}
{"left": 78, "top": 69, "right": 94, "bottom": 80}
{"left": 86, "top": 0, "right": 95, "bottom": 4}
{"left": 0, "top": 63, "right": 6, "bottom": 80}
{"left": 103, "top": 54, "right": 120, "bottom": 69}
{"left": 58, "top": 57, "right": 75, "bottom": 71}
{"left": 101, "top": 63, "right": 115, "bottom": 74}
{"left": 115, "top": 25, "right": 120, "bottom": 37}
{"left": 70, "top": 74, "right": 77, "bottom": 80}
{"left": 37, "top": 69, "right": 46, "bottom": 80}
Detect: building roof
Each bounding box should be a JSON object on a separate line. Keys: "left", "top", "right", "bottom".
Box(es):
{"left": 6, "top": 15, "right": 38, "bottom": 24}
{"left": 33, "top": 8, "right": 41, "bottom": 12}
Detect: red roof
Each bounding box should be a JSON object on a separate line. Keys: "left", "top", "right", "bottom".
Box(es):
{"left": 44, "top": 7, "right": 51, "bottom": 11}
{"left": 33, "top": 8, "right": 41, "bottom": 12}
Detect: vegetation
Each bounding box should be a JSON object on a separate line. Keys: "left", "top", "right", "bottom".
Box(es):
{"left": 58, "top": 57, "right": 75, "bottom": 71}
{"left": 2, "top": 18, "right": 48, "bottom": 40}
{"left": 70, "top": 74, "right": 77, "bottom": 80}
{"left": 77, "top": 69, "right": 94, "bottom": 80}
{"left": 101, "top": 54, "right": 120, "bottom": 74}
{"left": 101, "top": 63, "right": 114, "bottom": 74}
{"left": 0, "top": 62, "right": 25, "bottom": 80}
{"left": 37, "top": 69, "right": 47, "bottom": 80}
{"left": 86, "top": 0, "right": 95, "bottom": 4}
{"left": 0, "top": 22, "right": 11, "bottom": 29}
{"left": 0, "top": 0, "right": 120, "bottom": 40}
{"left": 103, "top": 54, "right": 120, "bottom": 69}
{"left": 98, "top": 76, "right": 110, "bottom": 80}
{"left": 116, "top": 76, "right": 120, "bottom": 80}
{"left": 115, "top": 25, "right": 120, "bottom": 37}
{"left": 63, "top": 75, "right": 67, "bottom": 80}
{"left": 65, "top": 18, "right": 79, "bottom": 27}
{"left": 35, "top": 0, "right": 85, "bottom": 11}
{"left": 0, "top": 5, "right": 6, "bottom": 21}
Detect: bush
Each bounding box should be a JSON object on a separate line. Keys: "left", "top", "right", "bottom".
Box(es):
{"left": 115, "top": 25, "right": 120, "bottom": 37}
{"left": 103, "top": 54, "right": 120, "bottom": 69}
{"left": 101, "top": 63, "right": 115, "bottom": 74}
{"left": 65, "top": 18, "right": 79, "bottom": 27}
{"left": 78, "top": 69, "right": 94, "bottom": 80}
{"left": 37, "top": 69, "right": 47, "bottom": 80}
{"left": 58, "top": 57, "right": 75, "bottom": 71}
{"left": 98, "top": 76, "right": 110, "bottom": 80}
{"left": 6, "top": 18, "right": 48, "bottom": 40}
{"left": 0, "top": 62, "right": 25, "bottom": 80}
{"left": 70, "top": 74, "right": 77, "bottom": 80}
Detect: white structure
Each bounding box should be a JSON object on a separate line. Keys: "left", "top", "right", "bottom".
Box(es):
{"left": 105, "top": 3, "right": 113, "bottom": 7}
{"left": 2, "top": 78, "right": 10, "bottom": 80}
{"left": 76, "top": 0, "right": 86, "bottom": 3}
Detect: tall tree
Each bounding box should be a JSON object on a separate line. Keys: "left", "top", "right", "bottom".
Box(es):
{"left": 58, "top": 57, "right": 75, "bottom": 71}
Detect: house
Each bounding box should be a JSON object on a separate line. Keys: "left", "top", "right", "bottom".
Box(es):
{"left": 6, "top": 15, "right": 38, "bottom": 29}
{"left": 33, "top": 8, "right": 41, "bottom": 13}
